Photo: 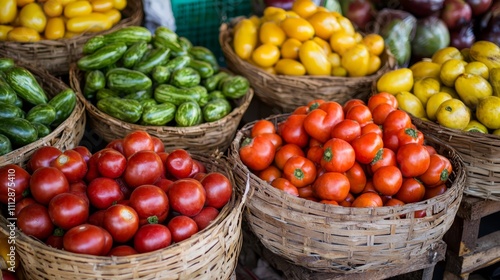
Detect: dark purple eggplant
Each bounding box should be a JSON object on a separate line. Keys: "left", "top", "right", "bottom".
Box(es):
{"left": 263, "top": 0, "right": 294, "bottom": 10}
{"left": 478, "top": 8, "right": 500, "bottom": 45}
{"left": 400, "top": 0, "right": 445, "bottom": 17}
{"left": 344, "top": 0, "right": 375, "bottom": 31}
{"left": 466, "top": 0, "right": 492, "bottom": 16}
{"left": 450, "top": 22, "right": 476, "bottom": 49}
{"left": 441, "top": 0, "right": 473, "bottom": 30}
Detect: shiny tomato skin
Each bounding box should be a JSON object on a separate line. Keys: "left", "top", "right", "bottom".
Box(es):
{"left": 88, "top": 209, "right": 106, "bottom": 227}
{"left": 122, "top": 130, "right": 155, "bottom": 158}
{"left": 320, "top": 138, "right": 356, "bottom": 173}
{"left": 167, "top": 215, "right": 199, "bottom": 243}
{"left": 418, "top": 154, "right": 453, "bottom": 187}
{"left": 397, "top": 143, "right": 431, "bottom": 178}
{"left": 303, "top": 101, "right": 344, "bottom": 143}
{"left": 151, "top": 136, "right": 165, "bottom": 153}
{"left": 27, "top": 146, "right": 62, "bottom": 172}
{"left": 107, "top": 245, "right": 138, "bottom": 256}
{"left": 115, "top": 177, "right": 132, "bottom": 199}
{"left": 72, "top": 146, "right": 92, "bottom": 164}
{"left": 312, "top": 172, "right": 350, "bottom": 202}
{"left": 192, "top": 207, "right": 219, "bottom": 230}
{"left": 342, "top": 99, "right": 365, "bottom": 115}
{"left": 307, "top": 99, "right": 326, "bottom": 110}
{"left": 154, "top": 178, "right": 174, "bottom": 193}
{"left": 298, "top": 185, "right": 314, "bottom": 198}
{"left": 367, "top": 92, "right": 398, "bottom": 111}
{"left": 283, "top": 156, "right": 317, "bottom": 188}
{"left": 106, "top": 139, "right": 125, "bottom": 155}
{"left": 274, "top": 143, "right": 305, "bottom": 170}
{"left": 17, "top": 203, "right": 54, "bottom": 240}
{"left": 0, "top": 164, "right": 30, "bottom": 204}
{"left": 103, "top": 204, "right": 139, "bottom": 243}
{"left": 352, "top": 192, "right": 383, "bottom": 207}
{"left": 239, "top": 135, "right": 276, "bottom": 171}
{"left": 278, "top": 114, "right": 309, "bottom": 148}
{"left": 97, "top": 149, "right": 127, "bottom": 179}
{"left": 423, "top": 184, "right": 448, "bottom": 200}
{"left": 361, "top": 123, "right": 383, "bottom": 138}
{"left": 257, "top": 165, "right": 282, "bottom": 183}
{"left": 330, "top": 119, "right": 361, "bottom": 143}
{"left": 372, "top": 165, "right": 403, "bottom": 196}
{"left": 46, "top": 232, "right": 65, "bottom": 249}
{"left": 200, "top": 172, "right": 233, "bottom": 209}
{"left": 165, "top": 149, "right": 194, "bottom": 179}
{"left": 345, "top": 161, "right": 367, "bottom": 194}
{"left": 188, "top": 159, "right": 207, "bottom": 178}
{"left": 30, "top": 167, "right": 69, "bottom": 205}
{"left": 397, "top": 127, "right": 424, "bottom": 146}
{"left": 129, "top": 184, "right": 169, "bottom": 225}
{"left": 51, "top": 149, "right": 88, "bottom": 183}
{"left": 259, "top": 133, "right": 283, "bottom": 150}
{"left": 271, "top": 177, "right": 299, "bottom": 196}
{"left": 48, "top": 192, "right": 89, "bottom": 230}
{"left": 124, "top": 150, "right": 164, "bottom": 188}
{"left": 63, "top": 224, "right": 108, "bottom": 256}
{"left": 383, "top": 109, "right": 412, "bottom": 135}
{"left": 345, "top": 104, "right": 373, "bottom": 127}
{"left": 385, "top": 198, "right": 405, "bottom": 207}
{"left": 168, "top": 178, "right": 206, "bottom": 217}
{"left": 424, "top": 145, "right": 437, "bottom": 156}
{"left": 14, "top": 197, "right": 36, "bottom": 217}
{"left": 86, "top": 177, "right": 124, "bottom": 209}
{"left": 369, "top": 147, "right": 397, "bottom": 175}
{"left": 395, "top": 177, "right": 426, "bottom": 203}
{"left": 351, "top": 132, "right": 384, "bottom": 164}
{"left": 134, "top": 224, "right": 172, "bottom": 253}
{"left": 251, "top": 119, "right": 276, "bottom": 137}
{"left": 306, "top": 145, "right": 324, "bottom": 166}
{"left": 371, "top": 103, "right": 396, "bottom": 125}
{"left": 293, "top": 105, "right": 309, "bottom": 115}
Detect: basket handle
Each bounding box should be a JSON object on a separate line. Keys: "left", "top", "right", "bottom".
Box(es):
{"left": 235, "top": 173, "right": 250, "bottom": 211}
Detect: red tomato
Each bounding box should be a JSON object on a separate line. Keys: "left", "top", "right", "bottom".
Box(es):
{"left": 320, "top": 138, "right": 355, "bottom": 173}
{"left": 293, "top": 105, "right": 309, "bottom": 115}
{"left": 397, "top": 127, "right": 424, "bottom": 146}
{"left": 372, "top": 165, "right": 403, "bottom": 196}
{"left": 414, "top": 210, "right": 427, "bottom": 218}
{"left": 86, "top": 177, "right": 124, "bottom": 209}
{"left": 360, "top": 123, "right": 383, "bottom": 138}
{"left": 50, "top": 149, "right": 88, "bottom": 183}
{"left": 96, "top": 149, "right": 127, "bottom": 179}
{"left": 48, "top": 192, "right": 89, "bottom": 230}
{"left": 251, "top": 119, "right": 276, "bottom": 137}
{"left": 129, "top": 185, "right": 169, "bottom": 225}
{"left": 259, "top": 133, "right": 283, "bottom": 150}
{"left": 274, "top": 143, "right": 305, "bottom": 170}
{"left": 200, "top": 172, "right": 233, "bottom": 209}
{"left": 239, "top": 135, "right": 276, "bottom": 171}
{"left": 103, "top": 204, "right": 139, "bottom": 243}
{"left": 395, "top": 177, "right": 425, "bottom": 203}
{"left": 165, "top": 149, "right": 194, "bottom": 179}
{"left": 397, "top": 143, "right": 431, "bottom": 177}
{"left": 84, "top": 149, "right": 106, "bottom": 183}
{"left": 17, "top": 203, "right": 54, "bottom": 240}
{"left": 154, "top": 178, "right": 174, "bottom": 193}
{"left": 320, "top": 200, "right": 339, "bottom": 205}
{"left": 424, "top": 145, "right": 437, "bottom": 156}
{"left": 134, "top": 224, "right": 172, "bottom": 253}
{"left": 106, "top": 139, "right": 125, "bottom": 154}
{"left": 351, "top": 132, "right": 384, "bottom": 164}
{"left": 192, "top": 207, "right": 219, "bottom": 230}
{"left": 351, "top": 192, "right": 383, "bottom": 207}
{"left": 278, "top": 114, "right": 309, "bottom": 148}
{"left": 27, "top": 146, "right": 62, "bottom": 172}
{"left": 101, "top": 228, "right": 113, "bottom": 255}
{"left": 72, "top": 146, "right": 92, "bottom": 164}
{"left": 30, "top": 167, "right": 69, "bottom": 205}
{"left": 151, "top": 136, "right": 165, "bottom": 153}
{"left": 418, "top": 154, "right": 453, "bottom": 187}
{"left": 385, "top": 198, "right": 405, "bottom": 207}
{"left": 307, "top": 99, "right": 326, "bottom": 109}
{"left": 345, "top": 161, "right": 367, "bottom": 194}
{"left": 345, "top": 104, "right": 373, "bottom": 127}
{"left": 108, "top": 245, "right": 138, "bottom": 256}
{"left": 369, "top": 148, "right": 397, "bottom": 174}
{"left": 362, "top": 179, "right": 377, "bottom": 193}
{"left": 124, "top": 150, "right": 164, "bottom": 188}
{"left": 383, "top": 109, "right": 412, "bottom": 135}
{"left": 382, "top": 130, "right": 400, "bottom": 152}
{"left": 257, "top": 165, "right": 282, "bottom": 183}
{"left": 63, "top": 224, "right": 109, "bottom": 256}
{"left": 167, "top": 215, "right": 199, "bottom": 243}
{"left": 46, "top": 230, "right": 65, "bottom": 249}
{"left": 330, "top": 119, "right": 361, "bottom": 143}
{"left": 312, "top": 172, "right": 350, "bottom": 202}
{"left": 88, "top": 209, "right": 106, "bottom": 227}
{"left": 14, "top": 197, "right": 36, "bottom": 217}
{"left": 367, "top": 92, "right": 398, "bottom": 111}
{"left": 297, "top": 185, "right": 313, "bottom": 198}
{"left": 423, "top": 184, "right": 448, "bottom": 200}
{"left": 303, "top": 101, "right": 344, "bottom": 143}
{"left": 306, "top": 145, "right": 324, "bottom": 166}
{"left": 122, "top": 130, "right": 155, "bottom": 158}
{"left": 0, "top": 164, "right": 30, "bottom": 204}
{"left": 342, "top": 99, "right": 365, "bottom": 114}
{"left": 168, "top": 178, "right": 206, "bottom": 217}
{"left": 270, "top": 177, "right": 299, "bottom": 196}
{"left": 371, "top": 103, "right": 396, "bottom": 125}
{"left": 282, "top": 156, "right": 317, "bottom": 188}
{"left": 188, "top": 159, "right": 207, "bottom": 178}
{"left": 115, "top": 177, "right": 131, "bottom": 199}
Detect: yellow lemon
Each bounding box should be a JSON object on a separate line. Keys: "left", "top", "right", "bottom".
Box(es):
{"left": 436, "top": 98, "right": 471, "bottom": 130}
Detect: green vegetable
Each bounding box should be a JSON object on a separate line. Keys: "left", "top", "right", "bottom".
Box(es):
{"left": 96, "top": 88, "right": 120, "bottom": 101}
{"left": 165, "top": 55, "right": 191, "bottom": 72}
{"left": 32, "top": 122, "right": 51, "bottom": 138}
{"left": 207, "top": 90, "right": 225, "bottom": 101}
{"left": 0, "top": 117, "right": 38, "bottom": 147}
{"left": 85, "top": 70, "right": 106, "bottom": 91}
{"left": 141, "top": 102, "right": 176, "bottom": 126}
{"left": 0, "top": 58, "right": 15, "bottom": 71}
{"left": 170, "top": 67, "right": 201, "bottom": 88}
{"left": 134, "top": 47, "right": 171, "bottom": 74}
{"left": 221, "top": 76, "right": 250, "bottom": 99}
{"left": 82, "top": 27, "right": 152, "bottom": 54}
{"left": 0, "top": 134, "right": 12, "bottom": 156}
{"left": 26, "top": 104, "right": 56, "bottom": 126}
{"left": 4, "top": 66, "right": 48, "bottom": 105}
{"left": 175, "top": 101, "right": 202, "bottom": 127}
{"left": 121, "top": 41, "right": 149, "bottom": 69}
{"left": 188, "top": 46, "right": 219, "bottom": 72}
{"left": 153, "top": 26, "right": 184, "bottom": 54}
{"left": 48, "top": 88, "right": 77, "bottom": 127}
{"left": 106, "top": 67, "right": 152, "bottom": 93}
{"left": 188, "top": 59, "right": 214, "bottom": 79}
{"left": 151, "top": 65, "right": 171, "bottom": 84}
{"left": 203, "top": 71, "right": 230, "bottom": 92}
{"left": 0, "top": 77, "right": 17, "bottom": 105}
{"left": 202, "top": 98, "right": 232, "bottom": 122}
{"left": 0, "top": 101, "right": 25, "bottom": 119}
{"left": 154, "top": 84, "right": 207, "bottom": 106}
{"left": 122, "top": 88, "right": 153, "bottom": 101}
{"left": 77, "top": 42, "right": 128, "bottom": 71}
{"left": 97, "top": 97, "right": 143, "bottom": 123}
{"left": 139, "top": 98, "right": 157, "bottom": 108}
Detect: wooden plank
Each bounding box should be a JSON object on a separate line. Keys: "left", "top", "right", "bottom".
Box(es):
{"left": 457, "top": 196, "right": 500, "bottom": 221}
{"left": 443, "top": 216, "right": 481, "bottom": 256}
{"left": 460, "top": 230, "right": 500, "bottom": 274}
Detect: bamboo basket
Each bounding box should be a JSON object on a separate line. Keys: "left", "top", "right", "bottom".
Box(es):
{"left": 228, "top": 114, "right": 466, "bottom": 273}
{"left": 0, "top": 63, "right": 85, "bottom": 168}
{"left": 0, "top": 0, "right": 143, "bottom": 76}
{"left": 219, "top": 19, "right": 398, "bottom": 113}
{"left": 0, "top": 153, "right": 247, "bottom": 280}
{"left": 69, "top": 64, "right": 253, "bottom": 154}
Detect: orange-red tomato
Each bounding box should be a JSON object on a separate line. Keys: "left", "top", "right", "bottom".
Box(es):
{"left": 361, "top": 123, "right": 383, "bottom": 137}
{"left": 258, "top": 165, "right": 282, "bottom": 183}
{"left": 395, "top": 177, "right": 426, "bottom": 203}
{"left": 298, "top": 185, "right": 314, "bottom": 198}
{"left": 306, "top": 145, "right": 324, "bottom": 166}
{"left": 418, "top": 154, "right": 453, "bottom": 187}
{"left": 384, "top": 198, "right": 405, "bottom": 207}
{"left": 351, "top": 132, "right": 384, "bottom": 164}
{"left": 259, "top": 133, "right": 283, "bottom": 150}
{"left": 371, "top": 103, "right": 396, "bottom": 125}
{"left": 251, "top": 119, "right": 276, "bottom": 137}
{"left": 369, "top": 147, "right": 396, "bottom": 174}
{"left": 303, "top": 101, "right": 344, "bottom": 143}
{"left": 278, "top": 114, "right": 310, "bottom": 148}
{"left": 312, "top": 172, "right": 350, "bottom": 202}
{"left": 372, "top": 165, "right": 403, "bottom": 196}
{"left": 383, "top": 110, "right": 412, "bottom": 136}
{"left": 282, "top": 156, "right": 317, "bottom": 188}
{"left": 345, "top": 104, "right": 373, "bottom": 127}
{"left": 320, "top": 138, "right": 356, "bottom": 173}
{"left": 397, "top": 127, "right": 424, "bottom": 146}
{"left": 362, "top": 180, "right": 377, "bottom": 193}
{"left": 352, "top": 192, "right": 383, "bottom": 207}
{"left": 271, "top": 178, "right": 299, "bottom": 197}
{"left": 320, "top": 199, "right": 339, "bottom": 206}
{"left": 342, "top": 99, "right": 365, "bottom": 115}
{"left": 331, "top": 119, "right": 361, "bottom": 143}
{"left": 274, "top": 143, "right": 305, "bottom": 170}
{"left": 396, "top": 143, "right": 431, "bottom": 178}
{"left": 367, "top": 92, "right": 399, "bottom": 111}
{"left": 423, "top": 184, "right": 448, "bottom": 200}
{"left": 239, "top": 135, "right": 276, "bottom": 171}
{"left": 345, "top": 161, "right": 366, "bottom": 194}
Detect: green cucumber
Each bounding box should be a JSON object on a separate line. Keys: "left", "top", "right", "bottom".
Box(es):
{"left": 48, "top": 88, "right": 77, "bottom": 127}
{"left": 0, "top": 58, "right": 15, "bottom": 71}
{"left": 0, "top": 134, "right": 12, "bottom": 156}
{"left": 202, "top": 98, "right": 232, "bottom": 122}
{"left": 153, "top": 26, "right": 183, "bottom": 54}
{"left": 97, "top": 97, "right": 143, "bottom": 123}
{"left": 26, "top": 104, "right": 56, "bottom": 126}
{"left": 207, "top": 90, "right": 225, "bottom": 101}
{"left": 77, "top": 42, "right": 128, "bottom": 71}
{"left": 122, "top": 88, "right": 153, "bottom": 101}
{"left": 188, "top": 59, "right": 214, "bottom": 79}
{"left": 139, "top": 98, "right": 157, "bottom": 108}
{"left": 0, "top": 78, "right": 18, "bottom": 104}
{"left": 106, "top": 68, "right": 152, "bottom": 93}
{"left": 141, "top": 102, "right": 176, "bottom": 126}
{"left": 103, "top": 26, "right": 152, "bottom": 45}
{"left": 154, "top": 84, "right": 207, "bottom": 106}
{"left": 170, "top": 67, "right": 200, "bottom": 88}
{"left": 82, "top": 35, "right": 106, "bottom": 54}
{"left": 121, "top": 41, "right": 149, "bottom": 69}
{"left": 96, "top": 88, "right": 120, "bottom": 101}
{"left": 188, "top": 46, "right": 219, "bottom": 72}
{"left": 0, "top": 101, "right": 25, "bottom": 118}
{"left": 13, "top": 95, "right": 23, "bottom": 108}
{"left": 85, "top": 70, "right": 106, "bottom": 91}
{"left": 175, "top": 101, "right": 202, "bottom": 127}
{"left": 0, "top": 117, "right": 38, "bottom": 147}
{"left": 171, "top": 37, "right": 192, "bottom": 57}
{"left": 203, "top": 71, "right": 229, "bottom": 92}
{"left": 4, "top": 66, "right": 48, "bottom": 105}
{"left": 151, "top": 65, "right": 171, "bottom": 84}
{"left": 83, "top": 84, "right": 96, "bottom": 100}
{"left": 165, "top": 55, "right": 191, "bottom": 72}
{"left": 32, "top": 122, "right": 51, "bottom": 138}
{"left": 134, "top": 47, "right": 171, "bottom": 74}
{"left": 221, "top": 75, "right": 250, "bottom": 99}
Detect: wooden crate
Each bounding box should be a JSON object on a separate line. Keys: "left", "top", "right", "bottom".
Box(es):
{"left": 443, "top": 195, "right": 500, "bottom": 279}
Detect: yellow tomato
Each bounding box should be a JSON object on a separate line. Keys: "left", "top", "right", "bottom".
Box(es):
{"left": 366, "top": 54, "right": 381, "bottom": 75}
{"left": 66, "top": 12, "right": 111, "bottom": 32}
{"left": 262, "top": 7, "right": 286, "bottom": 23}
{"left": 329, "top": 30, "right": 356, "bottom": 56}
{"left": 299, "top": 39, "right": 331, "bottom": 75}
{"left": 431, "top": 46, "right": 463, "bottom": 65}
{"left": 0, "top": 25, "right": 14, "bottom": 40}
{"left": 280, "top": 37, "right": 302, "bottom": 59}
{"left": 341, "top": 43, "right": 370, "bottom": 77}
{"left": 291, "top": 0, "right": 317, "bottom": 19}
{"left": 426, "top": 92, "right": 453, "bottom": 121}
{"left": 336, "top": 16, "right": 355, "bottom": 36}
{"left": 312, "top": 36, "right": 331, "bottom": 56}
{"left": 280, "top": 17, "right": 315, "bottom": 42}
{"left": 90, "top": 0, "right": 113, "bottom": 12}
{"left": 103, "top": 7, "right": 120, "bottom": 25}
{"left": 112, "top": 0, "right": 126, "bottom": 10}
{"left": 252, "top": 43, "right": 280, "bottom": 68}
{"left": 464, "top": 61, "right": 489, "bottom": 80}
{"left": 7, "top": 26, "right": 40, "bottom": 41}
{"left": 376, "top": 68, "right": 414, "bottom": 95}
{"left": 233, "top": 19, "right": 258, "bottom": 60}
{"left": 43, "top": 0, "right": 63, "bottom": 17}
{"left": 353, "top": 32, "right": 363, "bottom": 43}
{"left": 362, "top": 33, "right": 384, "bottom": 56}
{"left": 248, "top": 15, "right": 260, "bottom": 27}
{"left": 0, "top": 0, "right": 17, "bottom": 24}
{"left": 17, "top": 0, "right": 34, "bottom": 7}
{"left": 332, "top": 66, "right": 347, "bottom": 77}
{"left": 259, "top": 21, "right": 285, "bottom": 47}
{"left": 306, "top": 11, "right": 340, "bottom": 40}
{"left": 275, "top": 58, "right": 306, "bottom": 76}
{"left": 19, "top": 2, "right": 46, "bottom": 33}
{"left": 327, "top": 52, "right": 341, "bottom": 67}
{"left": 64, "top": 0, "right": 92, "bottom": 18}
{"left": 410, "top": 60, "right": 441, "bottom": 80}
{"left": 395, "top": 91, "right": 427, "bottom": 119}
{"left": 44, "top": 16, "right": 64, "bottom": 39}
{"left": 285, "top": 11, "right": 300, "bottom": 18}
{"left": 263, "top": 6, "right": 285, "bottom": 17}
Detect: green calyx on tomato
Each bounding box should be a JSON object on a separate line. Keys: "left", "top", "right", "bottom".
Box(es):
{"left": 54, "top": 228, "right": 65, "bottom": 237}
{"left": 293, "top": 168, "right": 306, "bottom": 181}
{"left": 402, "top": 127, "right": 418, "bottom": 138}
{"left": 370, "top": 148, "right": 384, "bottom": 165}
{"left": 147, "top": 216, "right": 159, "bottom": 224}
{"left": 241, "top": 137, "right": 253, "bottom": 147}
{"left": 322, "top": 147, "right": 334, "bottom": 162}
{"left": 440, "top": 169, "right": 449, "bottom": 182}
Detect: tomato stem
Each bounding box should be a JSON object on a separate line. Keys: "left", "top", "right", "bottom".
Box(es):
{"left": 322, "top": 147, "right": 333, "bottom": 162}
{"left": 294, "top": 168, "right": 305, "bottom": 180}
{"left": 53, "top": 228, "right": 65, "bottom": 237}
{"left": 370, "top": 148, "right": 384, "bottom": 165}
{"left": 440, "top": 169, "right": 449, "bottom": 181}
{"left": 57, "top": 155, "right": 69, "bottom": 164}
{"left": 147, "top": 215, "right": 159, "bottom": 224}
{"left": 404, "top": 128, "right": 418, "bottom": 138}
{"left": 241, "top": 137, "right": 253, "bottom": 148}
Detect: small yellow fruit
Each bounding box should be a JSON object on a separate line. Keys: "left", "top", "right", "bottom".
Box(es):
{"left": 436, "top": 98, "right": 471, "bottom": 130}
{"left": 376, "top": 68, "right": 414, "bottom": 95}
{"left": 476, "top": 96, "right": 500, "bottom": 130}
{"left": 395, "top": 91, "right": 427, "bottom": 119}
{"left": 426, "top": 92, "right": 453, "bottom": 121}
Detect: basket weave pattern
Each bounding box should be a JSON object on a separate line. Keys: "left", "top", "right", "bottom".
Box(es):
{"left": 0, "top": 0, "right": 143, "bottom": 76}
{"left": 0, "top": 63, "right": 85, "bottom": 167}
{"left": 1, "top": 154, "right": 246, "bottom": 280}
{"left": 69, "top": 64, "right": 253, "bottom": 154}
{"left": 219, "top": 21, "right": 397, "bottom": 113}
{"left": 229, "top": 114, "right": 466, "bottom": 273}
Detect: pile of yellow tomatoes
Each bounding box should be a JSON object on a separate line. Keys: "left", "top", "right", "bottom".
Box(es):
{"left": 232, "top": 0, "right": 385, "bottom": 77}
{"left": 0, "top": 0, "right": 127, "bottom": 42}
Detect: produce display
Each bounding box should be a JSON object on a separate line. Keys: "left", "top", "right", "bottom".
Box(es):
{"left": 232, "top": 0, "right": 386, "bottom": 77}
{"left": 0, "top": 130, "right": 233, "bottom": 256}
{"left": 376, "top": 40, "right": 500, "bottom": 134}
{"left": 238, "top": 92, "right": 453, "bottom": 209}
{"left": 77, "top": 25, "right": 251, "bottom": 127}
{"left": 0, "top": 0, "right": 128, "bottom": 42}
{"left": 0, "top": 58, "right": 77, "bottom": 155}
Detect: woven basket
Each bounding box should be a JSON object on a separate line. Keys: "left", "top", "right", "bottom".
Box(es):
{"left": 0, "top": 0, "right": 143, "bottom": 76}
{"left": 219, "top": 19, "right": 398, "bottom": 113}
{"left": 69, "top": 64, "right": 253, "bottom": 154}
{"left": 0, "top": 153, "right": 247, "bottom": 280}
{"left": 0, "top": 63, "right": 85, "bottom": 168}
{"left": 228, "top": 113, "right": 466, "bottom": 273}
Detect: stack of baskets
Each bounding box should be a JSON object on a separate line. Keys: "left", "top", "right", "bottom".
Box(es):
{"left": 229, "top": 114, "right": 466, "bottom": 273}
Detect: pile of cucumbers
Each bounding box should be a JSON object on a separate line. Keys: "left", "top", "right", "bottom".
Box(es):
{"left": 78, "top": 26, "right": 250, "bottom": 127}
{"left": 0, "top": 58, "right": 77, "bottom": 156}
